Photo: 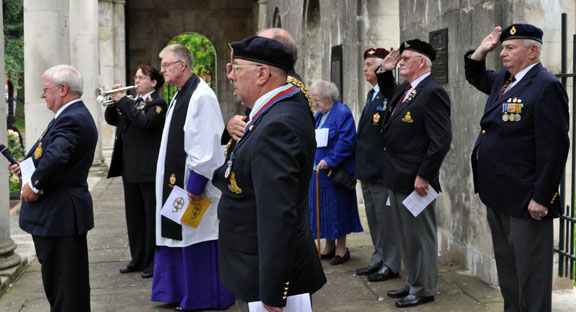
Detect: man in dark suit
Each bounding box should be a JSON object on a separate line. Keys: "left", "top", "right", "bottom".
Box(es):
{"left": 213, "top": 35, "right": 326, "bottom": 312}
{"left": 355, "top": 47, "right": 401, "bottom": 283}
{"left": 11, "top": 64, "right": 97, "bottom": 311}
{"left": 105, "top": 64, "right": 167, "bottom": 278}
{"left": 376, "top": 40, "right": 452, "bottom": 308}
{"left": 465, "top": 24, "right": 569, "bottom": 312}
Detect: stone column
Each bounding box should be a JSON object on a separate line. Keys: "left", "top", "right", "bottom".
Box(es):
{"left": 23, "top": 0, "right": 70, "bottom": 151}
{"left": 70, "top": 0, "right": 103, "bottom": 166}
{"left": 0, "top": 1, "right": 21, "bottom": 271}
{"left": 98, "top": 0, "right": 126, "bottom": 151}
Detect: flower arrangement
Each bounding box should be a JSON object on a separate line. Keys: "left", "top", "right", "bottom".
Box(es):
{"left": 7, "top": 129, "right": 25, "bottom": 194}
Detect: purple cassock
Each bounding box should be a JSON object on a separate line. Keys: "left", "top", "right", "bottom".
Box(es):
{"left": 151, "top": 241, "right": 235, "bottom": 310}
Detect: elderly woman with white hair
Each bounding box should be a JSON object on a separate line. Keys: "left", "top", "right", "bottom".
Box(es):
{"left": 309, "top": 80, "right": 363, "bottom": 265}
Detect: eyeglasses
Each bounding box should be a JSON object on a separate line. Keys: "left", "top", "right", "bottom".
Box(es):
{"left": 230, "top": 64, "right": 263, "bottom": 74}
{"left": 400, "top": 55, "right": 423, "bottom": 62}
{"left": 42, "top": 85, "right": 60, "bottom": 93}
{"left": 160, "top": 60, "right": 181, "bottom": 69}
{"left": 133, "top": 75, "right": 150, "bottom": 81}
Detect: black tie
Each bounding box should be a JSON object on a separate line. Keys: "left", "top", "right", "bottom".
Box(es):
{"left": 366, "top": 89, "right": 375, "bottom": 106}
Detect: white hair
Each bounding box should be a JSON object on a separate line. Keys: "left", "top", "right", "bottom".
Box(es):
{"left": 524, "top": 39, "right": 542, "bottom": 55}
{"left": 43, "top": 64, "right": 84, "bottom": 95}
{"left": 310, "top": 80, "right": 339, "bottom": 101}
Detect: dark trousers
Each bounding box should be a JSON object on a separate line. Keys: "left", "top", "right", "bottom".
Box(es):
{"left": 33, "top": 234, "right": 90, "bottom": 312}
{"left": 487, "top": 207, "right": 553, "bottom": 312}
{"left": 122, "top": 177, "right": 156, "bottom": 273}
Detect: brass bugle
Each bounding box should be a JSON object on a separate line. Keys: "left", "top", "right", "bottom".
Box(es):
{"left": 96, "top": 85, "right": 137, "bottom": 106}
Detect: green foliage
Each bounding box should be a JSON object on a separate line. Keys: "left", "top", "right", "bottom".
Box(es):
{"left": 3, "top": 0, "right": 24, "bottom": 89}
{"left": 164, "top": 33, "right": 216, "bottom": 103}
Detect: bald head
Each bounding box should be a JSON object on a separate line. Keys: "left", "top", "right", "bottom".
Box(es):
{"left": 257, "top": 28, "right": 298, "bottom": 63}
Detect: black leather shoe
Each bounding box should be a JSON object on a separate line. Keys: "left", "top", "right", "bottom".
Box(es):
{"left": 367, "top": 266, "right": 399, "bottom": 282}
{"left": 330, "top": 249, "right": 350, "bottom": 265}
{"left": 119, "top": 263, "right": 137, "bottom": 274}
{"left": 356, "top": 264, "right": 381, "bottom": 276}
{"left": 395, "top": 295, "right": 434, "bottom": 308}
{"left": 141, "top": 271, "right": 153, "bottom": 279}
{"left": 320, "top": 249, "right": 335, "bottom": 259}
{"left": 387, "top": 288, "right": 409, "bottom": 298}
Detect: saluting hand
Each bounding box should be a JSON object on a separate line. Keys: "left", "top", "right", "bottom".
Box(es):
{"left": 471, "top": 26, "right": 502, "bottom": 60}
{"left": 381, "top": 49, "right": 401, "bottom": 72}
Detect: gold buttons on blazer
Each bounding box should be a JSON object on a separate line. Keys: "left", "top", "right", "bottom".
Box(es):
{"left": 482, "top": 130, "right": 486, "bottom": 134}
{"left": 550, "top": 192, "right": 559, "bottom": 204}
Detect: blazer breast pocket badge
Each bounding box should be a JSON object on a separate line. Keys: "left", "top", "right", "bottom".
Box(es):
{"left": 401, "top": 111, "right": 414, "bottom": 123}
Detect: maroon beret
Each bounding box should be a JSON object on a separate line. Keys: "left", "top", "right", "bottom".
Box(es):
{"left": 364, "top": 48, "right": 389, "bottom": 60}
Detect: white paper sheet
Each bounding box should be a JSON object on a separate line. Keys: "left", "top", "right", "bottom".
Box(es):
{"left": 20, "top": 157, "right": 36, "bottom": 191}
{"left": 315, "top": 128, "right": 329, "bottom": 148}
{"left": 401, "top": 186, "right": 439, "bottom": 217}
{"left": 248, "top": 293, "right": 312, "bottom": 312}
{"left": 160, "top": 185, "right": 190, "bottom": 223}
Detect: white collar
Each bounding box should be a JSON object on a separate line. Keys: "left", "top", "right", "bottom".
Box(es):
{"left": 55, "top": 98, "right": 81, "bottom": 119}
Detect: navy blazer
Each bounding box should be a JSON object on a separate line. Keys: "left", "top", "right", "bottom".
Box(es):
{"left": 105, "top": 91, "right": 167, "bottom": 182}
{"left": 465, "top": 51, "right": 569, "bottom": 218}
{"left": 213, "top": 89, "right": 326, "bottom": 307}
{"left": 355, "top": 88, "right": 389, "bottom": 182}
{"left": 377, "top": 71, "right": 452, "bottom": 194}
{"left": 314, "top": 101, "right": 356, "bottom": 187}
{"left": 20, "top": 101, "right": 98, "bottom": 237}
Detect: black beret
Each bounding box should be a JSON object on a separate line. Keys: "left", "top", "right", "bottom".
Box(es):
{"left": 399, "top": 39, "right": 436, "bottom": 61}
{"left": 231, "top": 36, "right": 294, "bottom": 72}
{"left": 364, "top": 48, "right": 390, "bottom": 59}
{"left": 500, "top": 23, "right": 543, "bottom": 44}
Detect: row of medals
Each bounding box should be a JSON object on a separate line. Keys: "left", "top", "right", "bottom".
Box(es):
{"left": 502, "top": 97, "right": 522, "bottom": 122}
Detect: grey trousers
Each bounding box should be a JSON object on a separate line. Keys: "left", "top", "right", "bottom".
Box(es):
{"left": 388, "top": 190, "right": 437, "bottom": 297}
{"left": 361, "top": 181, "right": 401, "bottom": 272}
{"left": 486, "top": 207, "right": 553, "bottom": 312}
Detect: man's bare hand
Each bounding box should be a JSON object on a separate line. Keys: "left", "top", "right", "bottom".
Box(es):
{"left": 470, "top": 26, "right": 502, "bottom": 60}
{"left": 263, "top": 303, "right": 282, "bottom": 312}
{"left": 187, "top": 192, "right": 202, "bottom": 203}
{"left": 414, "top": 176, "right": 430, "bottom": 197}
{"left": 381, "top": 49, "right": 401, "bottom": 72}
{"left": 9, "top": 162, "right": 21, "bottom": 178}
{"left": 528, "top": 198, "right": 548, "bottom": 221}
{"left": 21, "top": 183, "right": 39, "bottom": 202}
{"left": 226, "top": 115, "right": 247, "bottom": 141}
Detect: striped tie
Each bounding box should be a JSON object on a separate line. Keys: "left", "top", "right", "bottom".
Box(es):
{"left": 498, "top": 75, "right": 516, "bottom": 99}
{"left": 393, "top": 83, "right": 412, "bottom": 113}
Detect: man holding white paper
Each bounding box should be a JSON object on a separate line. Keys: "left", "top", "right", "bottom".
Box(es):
{"left": 376, "top": 40, "right": 452, "bottom": 308}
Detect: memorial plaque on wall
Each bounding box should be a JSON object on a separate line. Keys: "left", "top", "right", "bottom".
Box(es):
{"left": 331, "top": 45, "right": 343, "bottom": 101}
{"left": 429, "top": 29, "right": 448, "bottom": 83}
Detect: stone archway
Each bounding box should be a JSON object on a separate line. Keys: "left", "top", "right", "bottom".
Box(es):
{"left": 124, "top": 0, "right": 255, "bottom": 124}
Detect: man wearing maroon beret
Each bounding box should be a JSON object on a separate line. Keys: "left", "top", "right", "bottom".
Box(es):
{"left": 355, "top": 48, "right": 401, "bottom": 283}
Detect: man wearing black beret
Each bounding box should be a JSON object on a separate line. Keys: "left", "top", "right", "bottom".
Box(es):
{"left": 213, "top": 35, "right": 326, "bottom": 312}
{"left": 355, "top": 47, "right": 401, "bottom": 283}
{"left": 376, "top": 39, "right": 452, "bottom": 308}
{"left": 465, "top": 24, "right": 569, "bottom": 312}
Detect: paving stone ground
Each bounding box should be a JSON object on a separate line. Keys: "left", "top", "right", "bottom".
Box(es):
{"left": 0, "top": 172, "right": 574, "bottom": 311}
